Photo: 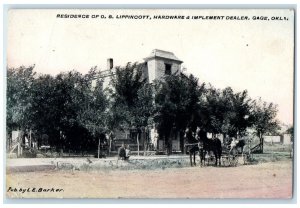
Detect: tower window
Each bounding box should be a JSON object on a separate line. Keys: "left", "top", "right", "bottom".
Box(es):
{"left": 165, "top": 64, "right": 172, "bottom": 75}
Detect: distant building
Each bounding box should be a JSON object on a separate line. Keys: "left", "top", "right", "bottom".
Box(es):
{"left": 263, "top": 135, "right": 281, "bottom": 143}
{"left": 263, "top": 134, "right": 292, "bottom": 145}
{"left": 282, "top": 134, "right": 292, "bottom": 144}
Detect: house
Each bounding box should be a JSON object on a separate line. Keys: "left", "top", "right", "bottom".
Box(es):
{"left": 96, "top": 49, "right": 183, "bottom": 88}
{"left": 95, "top": 49, "right": 184, "bottom": 153}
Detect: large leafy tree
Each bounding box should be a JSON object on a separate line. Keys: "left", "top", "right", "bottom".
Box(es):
{"left": 30, "top": 73, "right": 60, "bottom": 147}
{"left": 76, "top": 67, "right": 108, "bottom": 150}
{"left": 49, "top": 69, "right": 108, "bottom": 151}
{"left": 202, "top": 85, "right": 224, "bottom": 134}
{"left": 251, "top": 98, "right": 281, "bottom": 152}
{"left": 7, "top": 66, "right": 36, "bottom": 134}
{"left": 221, "top": 88, "right": 253, "bottom": 138}
{"left": 29, "top": 70, "right": 84, "bottom": 150}
{"left": 154, "top": 73, "right": 205, "bottom": 154}
{"left": 110, "top": 62, "right": 153, "bottom": 154}
{"left": 111, "top": 62, "right": 146, "bottom": 108}
{"left": 201, "top": 86, "right": 253, "bottom": 137}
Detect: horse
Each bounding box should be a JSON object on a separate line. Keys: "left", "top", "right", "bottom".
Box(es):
{"left": 236, "top": 139, "right": 246, "bottom": 153}
{"left": 197, "top": 129, "right": 222, "bottom": 166}
{"left": 185, "top": 128, "right": 201, "bottom": 167}
{"left": 188, "top": 145, "right": 199, "bottom": 166}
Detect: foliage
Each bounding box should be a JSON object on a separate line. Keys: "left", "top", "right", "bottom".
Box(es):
{"left": 7, "top": 66, "right": 36, "bottom": 133}
{"left": 7, "top": 66, "right": 108, "bottom": 151}
{"left": 251, "top": 98, "right": 281, "bottom": 138}
{"left": 201, "top": 86, "right": 253, "bottom": 137}
{"left": 153, "top": 73, "right": 205, "bottom": 152}
{"left": 111, "top": 62, "right": 146, "bottom": 108}
{"left": 286, "top": 126, "right": 294, "bottom": 141}
{"left": 110, "top": 62, "right": 153, "bottom": 130}
{"left": 7, "top": 62, "right": 282, "bottom": 154}
{"left": 221, "top": 88, "right": 253, "bottom": 137}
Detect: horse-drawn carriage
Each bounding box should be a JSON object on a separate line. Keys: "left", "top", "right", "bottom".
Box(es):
{"left": 221, "top": 144, "right": 240, "bottom": 167}
{"left": 185, "top": 130, "right": 252, "bottom": 167}
{"left": 221, "top": 138, "right": 253, "bottom": 167}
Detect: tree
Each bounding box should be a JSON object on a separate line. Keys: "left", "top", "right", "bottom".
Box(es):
{"left": 111, "top": 62, "right": 146, "bottom": 108}
{"left": 221, "top": 88, "right": 253, "bottom": 138}
{"left": 30, "top": 73, "right": 59, "bottom": 147}
{"left": 110, "top": 62, "right": 153, "bottom": 155}
{"left": 153, "top": 73, "right": 205, "bottom": 154}
{"left": 202, "top": 85, "right": 224, "bottom": 134}
{"left": 7, "top": 66, "right": 36, "bottom": 135}
{"left": 286, "top": 126, "right": 294, "bottom": 142}
{"left": 29, "top": 68, "right": 108, "bottom": 152}
{"left": 251, "top": 98, "right": 281, "bottom": 153}
{"left": 134, "top": 83, "right": 156, "bottom": 154}
{"left": 200, "top": 85, "right": 253, "bottom": 142}
{"left": 76, "top": 67, "right": 109, "bottom": 150}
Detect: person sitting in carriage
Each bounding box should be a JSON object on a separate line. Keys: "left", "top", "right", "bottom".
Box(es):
{"left": 229, "top": 137, "right": 239, "bottom": 155}
{"left": 125, "top": 144, "right": 131, "bottom": 159}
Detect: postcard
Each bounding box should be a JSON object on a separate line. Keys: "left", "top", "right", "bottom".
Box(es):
{"left": 5, "top": 8, "right": 294, "bottom": 199}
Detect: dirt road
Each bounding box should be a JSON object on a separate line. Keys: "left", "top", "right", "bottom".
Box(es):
{"left": 6, "top": 160, "right": 292, "bottom": 199}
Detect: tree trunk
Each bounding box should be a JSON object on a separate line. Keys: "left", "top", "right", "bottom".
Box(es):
{"left": 109, "top": 136, "right": 112, "bottom": 156}
{"left": 17, "top": 142, "right": 21, "bottom": 157}
{"left": 259, "top": 132, "right": 264, "bottom": 153}
{"left": 29, "top": 130, "right": 32, "bottom": 149}
{"left": 180, "top": 130, "right": 184, "bottom": 154}
{"left": 137, "top": 133, "right": 140, "bottom": 156}
{"left": 97, "top": 138, "right": 100, "bottom": 159}
{"left": 261, "top": 137, "right": 264, "bottom": 153}
{"left": 170, "top": 135, "right": 173, "bottom": 154}
{"left": 167, "top": 132, "right": 172, "bottom": 155}
{"left": 143, "top": 129, "right": 147, "bottom": 156}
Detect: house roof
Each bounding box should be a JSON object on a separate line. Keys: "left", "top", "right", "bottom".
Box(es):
{"left": 143, "top": 49, "right": 183, "bottom": 63}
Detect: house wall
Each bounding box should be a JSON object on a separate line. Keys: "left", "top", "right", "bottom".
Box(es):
{"left": 147, "top": 59, "right": 157, "bottom": 83}
{"left": 147, "top": 58, "right": 181, "bottom": 83}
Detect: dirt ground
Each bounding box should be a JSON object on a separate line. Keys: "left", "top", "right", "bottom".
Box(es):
{"left": 6, "top": 160, "right": 292, "bottom": 199}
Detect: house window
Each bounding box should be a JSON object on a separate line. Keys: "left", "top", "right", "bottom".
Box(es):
{"left": 165, "top": 64, "right": 172, "bottom": 75}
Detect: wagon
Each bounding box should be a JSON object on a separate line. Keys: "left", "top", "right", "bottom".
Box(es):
{"left": 221, "top": 145, "right": 240, "bottom": 167}
{"left": 221, "top": 143, "right": 252, "bottom": 167}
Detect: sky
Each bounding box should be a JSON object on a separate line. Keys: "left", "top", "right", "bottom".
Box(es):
{"left": 7, "top": 9, "right": 294, "bottom": 125}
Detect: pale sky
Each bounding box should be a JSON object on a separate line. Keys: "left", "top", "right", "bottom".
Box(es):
{"left": 7, "top": 9, "right": 294, "bottom": 125}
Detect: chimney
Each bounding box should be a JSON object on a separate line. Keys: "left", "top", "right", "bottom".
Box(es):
{"left": 107, "top": 58, "right": 113, "bottom": 70}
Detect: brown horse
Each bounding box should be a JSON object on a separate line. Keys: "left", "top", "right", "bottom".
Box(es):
{"left": 197, "top": 129, "right": 222, "bottom": 166}
{"left": 185, "top": 128, "right": 201, "bottom": 167}
{"left": 188, "top": 145, "right": 199, "bottom": 166}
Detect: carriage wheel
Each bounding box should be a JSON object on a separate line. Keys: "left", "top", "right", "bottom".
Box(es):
{"left": 233, "top": 156, "right": 238, "bottom": 166}
{"left": 243, "top": 154, "right": 247, "bottom": 165}
{"left": 243, "top": 153, "right": 252, "bottom": 164}
{"left": 228, "top": 155, "right": 238, "bottom": 167}
{"left": 228, "top": 156, "right": 233, "bottom": 166}
{"left": 222, "top": 156, "right": 230, "bottom": 167}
